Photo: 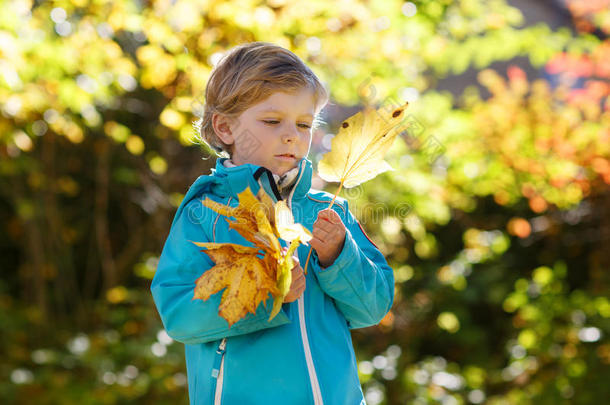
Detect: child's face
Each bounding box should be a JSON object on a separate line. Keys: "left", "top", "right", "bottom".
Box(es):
{"left": 225, "top": 88, "right": 316, "bottom": 176}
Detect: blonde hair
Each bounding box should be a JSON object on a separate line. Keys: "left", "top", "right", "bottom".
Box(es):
{"left": 193, "top": 42, "right": 329, "bottom": 156}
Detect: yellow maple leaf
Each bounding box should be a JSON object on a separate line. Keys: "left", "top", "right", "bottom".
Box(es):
{"left": 192, "top": 242, "right": 279, "bottom": 327}
{"left": 318, "top": 102, "right": 409, "bottom": 189}
{"left": 303, "top": 102, "right": 409, "bottom": 274}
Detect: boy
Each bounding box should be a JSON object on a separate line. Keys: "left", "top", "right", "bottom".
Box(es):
{"left": 151, "top": 41, "right": 394, "bottom": 404}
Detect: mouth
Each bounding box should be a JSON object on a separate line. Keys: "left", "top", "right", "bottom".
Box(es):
{"left": 275, "top": 153, "right": 297, "bottom": 160}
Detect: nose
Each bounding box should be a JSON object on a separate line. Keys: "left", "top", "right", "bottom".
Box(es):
{"left": 281, "top": 123, "right": 299, "bottom": 143}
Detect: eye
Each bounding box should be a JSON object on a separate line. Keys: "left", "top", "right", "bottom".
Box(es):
{"left": 262, "top": 120, "right": 279, "bottom": 125}
{"left": 298, "top": 123, "right": 312, "bottom": 129}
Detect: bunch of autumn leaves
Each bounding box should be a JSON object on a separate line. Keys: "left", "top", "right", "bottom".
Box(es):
{"left": 192, "top": 187, "right": 312, "bottom": 327}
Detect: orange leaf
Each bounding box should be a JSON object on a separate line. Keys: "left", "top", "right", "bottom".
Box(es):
{"left": 193, "top": 243, "right": 279, "bottom": 327}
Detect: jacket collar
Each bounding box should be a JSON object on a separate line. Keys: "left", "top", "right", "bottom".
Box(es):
{"left": 209, "top": 157, "right": 313, "bottom": 203}
{"left": 168, "top": 157, "right": 312, "bottom": 242}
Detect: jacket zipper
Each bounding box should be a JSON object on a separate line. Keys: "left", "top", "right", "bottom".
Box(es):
{"left": 287, "top": 161, "right": 324, "bottom": 405}
{"left": 212, "top": 338, "right": 227, "bottom": 405}
{"left": 297, "top": 296, "right": 324, "bottom": 404}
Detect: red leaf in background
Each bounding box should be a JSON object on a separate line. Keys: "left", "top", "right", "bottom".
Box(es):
{"left": 545, "top": 52, "right": 594, "bottom": 77}
{"left": 545, "top": 53, "right": 567, "bottom": 75}
{"left": 507, "top": 65, "right": 527, "bottom": 82}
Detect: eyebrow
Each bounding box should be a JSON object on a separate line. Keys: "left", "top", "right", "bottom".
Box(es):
{"left": 258, "top": 108, "right": 314, "bottom": 119}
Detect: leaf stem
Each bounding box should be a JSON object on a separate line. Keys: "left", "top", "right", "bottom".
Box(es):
{"left": 330, "top": 181, "right": 343, "bottom": 207}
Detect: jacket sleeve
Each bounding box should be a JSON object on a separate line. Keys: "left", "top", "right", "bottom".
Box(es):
{"left": 311, "top": 199, "right": 394, "bottom": 329}
{"left": 151, "top": 198, "right": 291, "bottom": 345}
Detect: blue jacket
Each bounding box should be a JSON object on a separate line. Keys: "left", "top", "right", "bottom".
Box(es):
{"left": 151, "top": 157, "right": 394, "bottom": 405}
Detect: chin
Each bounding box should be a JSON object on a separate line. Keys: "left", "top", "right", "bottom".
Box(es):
{"left": 272, "top": 165, "right": 296, "bottom": 176}
{"left": 271, "top": 168, "right": 289, "bottom": 176}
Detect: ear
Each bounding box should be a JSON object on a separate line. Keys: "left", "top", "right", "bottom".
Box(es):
{"left": 212, "top": 113, "right": 235, "bottom": 145}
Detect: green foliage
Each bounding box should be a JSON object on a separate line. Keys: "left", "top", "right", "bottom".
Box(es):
{"left": 0, "top": 283, "right": 187, "bottom": 404}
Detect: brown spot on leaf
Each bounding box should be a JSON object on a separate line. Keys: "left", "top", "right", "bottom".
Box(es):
{"left": 342, "top": 122, "right": 349, "bottom": 128}
{"left": 392, "top": 109, "right": 402, "bottom": 118}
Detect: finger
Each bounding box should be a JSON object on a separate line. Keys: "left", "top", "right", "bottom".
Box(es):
{"left": 317, "top": 221, "right": 342, "bottom": 235}
{"left": 291, "top": 264, "right": 304, "bottom": 276}
{"left": 288, "top": 275, "right": 306, "bottom": 296}
{"left": 318, "top": 209, "right": 342, "bottom": 224}
{"left": 293, "top": 275, "right": 305, "bottom": 288}
{"left": 329, "top": 232, "right": 345, "bottom": 247}
{"left": 311, "top": 219, "right": 326, "bottom": 232}
{"left": 317, "top": 229, "right": 341, "bottom": 245}
{"left": 293, "top": 276, "right": 305, "bottom": 288}
{"left": 296, "top": 284, "right": 305, "bottom": 297}
{"left": 315, "top": 221, "right": 342, "bottom": 236}
{"left": 318, "top": 208, "right": 337, "bottom": 217}
{"left": 328, "top": 226, "right": 345, "bottom": 239}
{"left": 323, "top": 223, "right": 345, "bottom": 239}
{"left": 309, "top": 237, "right": 327, "bottom": 252}
{"left": 317, "top": 209, "right": 334, "bottom": 222}
{"left": 312, "top": 229, "right": 327, "bottom": 243}
{"left": 317, "top": 218, "right": 344, "bottom": 234}
{"left": 295, "top": 269, "right": 305, "bottom": 280}
{"left": 314, "top": 220, "right": 333, "bottom": 233}
{"left": 311, "top": 227, "right": 327, "bottom": 242}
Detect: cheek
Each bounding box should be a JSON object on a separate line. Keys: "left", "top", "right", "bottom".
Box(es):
{"left": 246, "top": 127, "right": 273, "bottom": 147}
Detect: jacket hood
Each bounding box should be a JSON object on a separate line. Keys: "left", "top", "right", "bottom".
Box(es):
{"left": 210, "top": 157, "right": 312, "bottom": 202}
{"left": 172, "top": 157, "right": 313, "bottom": 227}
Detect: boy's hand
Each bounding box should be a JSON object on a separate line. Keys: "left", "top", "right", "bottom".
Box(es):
{"left": 284, "top": 256, "right": 306, "bottom": 303}
{"left": 309, "top": 208, "right": 346, "bottom": 268}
